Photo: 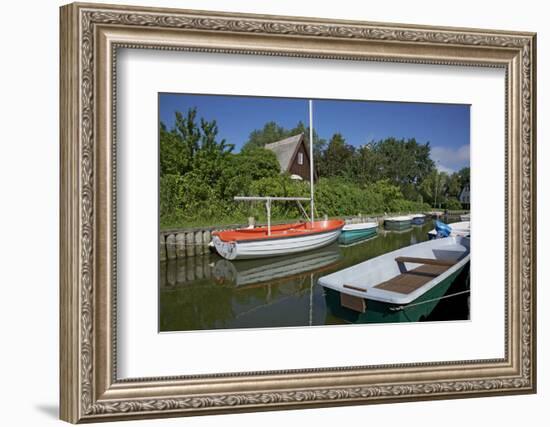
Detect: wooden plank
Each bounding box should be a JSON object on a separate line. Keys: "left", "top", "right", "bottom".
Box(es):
{"left": 343, "top": 284, "right": 367, "bottom": 292}
{"left": 375, "top": 264, "right": 449, "bottom": 294}
{"left": 340, "top": 293, "right": 366, "bottom": 313}
{"left": 395, "top": 256, "right": 456, "bottom": 267}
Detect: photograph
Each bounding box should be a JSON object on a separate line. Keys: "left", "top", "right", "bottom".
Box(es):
{"left": 158, "top": 93, "right": 472, "bottom": 332}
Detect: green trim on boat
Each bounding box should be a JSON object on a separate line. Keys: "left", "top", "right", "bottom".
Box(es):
{"left": 324, "top": 262, "right": 470, "bottom": 324}
{"left": 339, "top": 227, "right": 378, "bottom": 244}
{"left": 384, "top": 220, "right": 412, "bottom": 231}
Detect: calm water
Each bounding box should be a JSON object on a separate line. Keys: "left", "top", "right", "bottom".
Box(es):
{"left": 159, "top": 220, "right": 470, "bottom": 332}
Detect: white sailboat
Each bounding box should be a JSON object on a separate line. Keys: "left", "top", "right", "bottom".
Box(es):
{"left": 212, "top": 100, "right": 344, "bottom": 260}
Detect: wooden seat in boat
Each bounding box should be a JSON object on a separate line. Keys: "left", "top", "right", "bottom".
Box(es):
{"left": 394, "top": 256, "right": 456, "bottom": 267}
{"left": 374, "top": 257, "right": 457, "bottom": 295}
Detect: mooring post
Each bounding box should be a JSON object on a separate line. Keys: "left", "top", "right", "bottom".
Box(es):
{"left": 186, "top": 232, "right": 195, "bottom": 257}
{"left": 194, "top": 231, "right": 202, "bottom": 255}
{"left": 159, "top": 234, "right": 166, "bottom": 262}
{"left": 166, "top": 234, "right": 176, "bottom": 260}
{"left": 175, "top": 233, "right": 186, "bottom": 258}
{"left": 203, "top": 230, "right": 211, "bottom": 252}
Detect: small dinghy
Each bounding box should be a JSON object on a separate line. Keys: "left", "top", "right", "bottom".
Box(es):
{"left": 318, "top": 236, "right": 470, "bottom": 317}
{"left": 384, "top": 215, "right": 413, "bottom": 231}
{"left": 428, "top": 221, "right": 470, "bottom": 240}
{"left": 212, "top": 219, "right": 344, "bottom": 260}
{"left": 411, "top": 214, "right": 427, "bottom": 225}
{"left": 339, "top": 222, "right": 378, "bottom": 245}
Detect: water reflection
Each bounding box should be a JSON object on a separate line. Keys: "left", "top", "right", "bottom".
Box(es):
{"left": 159, "top": 220, "right": 469, "bottom": 332}
{"left": 213, "top": 245, "right": 342, "bottom": 287}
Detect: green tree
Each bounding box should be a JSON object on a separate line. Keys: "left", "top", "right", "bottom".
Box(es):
{"left": 372, "top": 138, "right": 434, "bottom": 188}
{"left": 419, "top": 170, "right": 449, "bottom": 208}
{"left": 242, "top": 121, "right": 289, "bottom": 150}
{"left": 447, "top": 172, "right": 462, "bottom": 198}
{"left": 173, "top": 108, "right": 201, "bottom": 157}
{"left": 192, "top": 118, "right": 234, "bottom": 186}
{"left": 320, "top": 133, "right": 355, "bottom": 178}
{"left": 217, "top": 148, "right": 280, "bottom": 200}
{"left": 160, "top": 107, "right": 233, "bottom": 180}
{"left": 159, "top": 122, "right": 192, "bottom": 176}
{"left": 352, "top": 142, "right": 380, "bottom": 184}
{"left": 457, "top": 167, "right": 470, "bottom": 188}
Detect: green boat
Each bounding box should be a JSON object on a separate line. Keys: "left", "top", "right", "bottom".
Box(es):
{"left": 318, "top": 236, "right": 470, "bottom": 323}
{"left": 323, "top": 263, "right": 469, "bottom": 323}
{"left": 339, "top": 222, "right": 378, "bottom": 245}
{"left": 384, "top": 215, "right": 413, "bottom": 231}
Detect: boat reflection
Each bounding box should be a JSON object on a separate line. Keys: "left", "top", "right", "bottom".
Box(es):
{"left": 212, "top": 244, "right": 343, "bottom": 287}
{"left": 161, "top": 243, "right": 343, "bottom": 289}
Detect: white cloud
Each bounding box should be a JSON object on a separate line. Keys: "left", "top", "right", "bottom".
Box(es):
{"left": 431, "top": 144, "right": 470, "bottom": 173}
{"left": 435, "top": 163, "right": 455, "bottom": 174}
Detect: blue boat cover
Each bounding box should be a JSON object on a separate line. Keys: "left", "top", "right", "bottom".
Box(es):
{"left": 435, "top": 220, "right": 452, "bottom": 238}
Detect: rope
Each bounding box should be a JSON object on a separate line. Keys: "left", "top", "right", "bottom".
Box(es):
{"left": 389, "top": 290, "right": 470, "bottom": 312}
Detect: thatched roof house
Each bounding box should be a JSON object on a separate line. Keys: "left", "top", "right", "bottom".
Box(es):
{"left": 264, "top": 133, "right": 317, "bottom": 181}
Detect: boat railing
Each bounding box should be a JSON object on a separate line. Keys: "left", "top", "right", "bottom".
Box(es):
{"left": 234, "top": 196, "right": 312, "bottom": 236}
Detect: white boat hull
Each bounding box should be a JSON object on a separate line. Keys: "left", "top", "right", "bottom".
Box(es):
{"left": 342, "top": 222, "right": 378, "bottom": 232}
{"left": 213, "top": 228, "right": 342, "bottom": 260}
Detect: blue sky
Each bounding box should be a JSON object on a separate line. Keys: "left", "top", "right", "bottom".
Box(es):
{"left": 159, "top": 93, "right": 470, "bottom": 173}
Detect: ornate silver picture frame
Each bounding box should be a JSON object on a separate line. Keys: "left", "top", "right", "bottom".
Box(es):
{"left": 60, "top": 2, "right": 536, "bottom": 423}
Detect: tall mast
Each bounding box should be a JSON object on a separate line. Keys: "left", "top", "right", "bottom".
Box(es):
{"left": 309, "top": 100, "right": 315, "bottom": 226}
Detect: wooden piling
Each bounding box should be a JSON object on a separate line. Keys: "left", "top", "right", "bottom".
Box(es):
{"left": 186, "top": 232, "right": 195, "bottom": 257}
{"left": 203, "top": 230, "right": 211, "bottom": 252}
{"left": 166, "top": 234, "right": 176, "bottom": 260}
{"left": 159, "top": 234, "right": 166, "bottom": 262}
{"left": 194, "top": 231, "right": 203, "bottom": 255}
{"left": 175, "top": 233, "right": 186, "bottom": 258}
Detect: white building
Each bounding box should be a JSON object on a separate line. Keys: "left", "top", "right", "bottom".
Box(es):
{"left": 459, "top": 184, "right": 470, "bottom": 208}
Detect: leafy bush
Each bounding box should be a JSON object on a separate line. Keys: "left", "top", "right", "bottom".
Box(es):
{"left": 160, "top": 173, "right": 431, "bottom": 228}
{"left": 444, "top": 198, "right": 463, "bottom": 210}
